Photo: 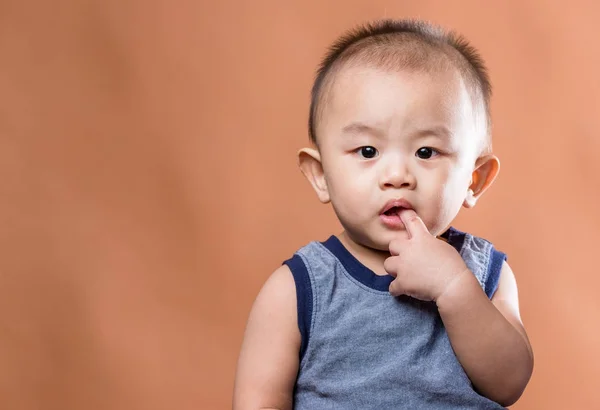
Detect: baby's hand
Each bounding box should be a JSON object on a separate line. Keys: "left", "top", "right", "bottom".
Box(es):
{"left": 384, "top": 209, "right": 469, "bottom": 302}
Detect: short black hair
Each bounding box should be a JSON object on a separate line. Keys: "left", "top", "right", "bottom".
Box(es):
{"left": 308, "top": 19, "right": 492, "bottom": 151}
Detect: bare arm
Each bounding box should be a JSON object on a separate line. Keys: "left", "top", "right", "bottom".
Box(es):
{"left": 436, "top": 261, "right": 534, "bottom": 407}
{"left": 233, "top": 265, "right": 300, "bottom": 410}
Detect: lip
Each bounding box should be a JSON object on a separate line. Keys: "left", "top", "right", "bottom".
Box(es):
{"left": 380, "top": 198, "right": 414, "bottom": 215}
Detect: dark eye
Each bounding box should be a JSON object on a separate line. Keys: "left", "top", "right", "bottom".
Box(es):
{"left": 415, "top": 147, "right": 438, "bottom": 159}
{"left": 357, "top": 146, "right": 378, "bottom": 159}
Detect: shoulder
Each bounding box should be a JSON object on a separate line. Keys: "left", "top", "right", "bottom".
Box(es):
{"left": 444, "top": 227, "right": 507, "bottom": 299}
{"left": 238, "top": 264, "right": 300, "bottom": 363}
{"left": 233, "top": 264, "right": 300, "bottom": 409}
{"left": 491, "top": 260, "right": 519, "bottom": 306}
{"left": 490, "top": 260, "right": 532, "bottom": 351}
{"left": 254, "top": 264, "right": 297, "bottom": 314}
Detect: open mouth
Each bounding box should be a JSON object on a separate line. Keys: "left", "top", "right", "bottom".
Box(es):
{"left": 383, "top": 206, "right": 405, "bottom": 216}
{"left": 380, "top": 199, "right": 413, "bottom": 228}
{"left": 380, "top": 199, "right": 413, "bottom": 227}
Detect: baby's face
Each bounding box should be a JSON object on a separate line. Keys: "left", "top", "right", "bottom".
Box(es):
{"left": 316, "top": 65, "right": 484, "bottom": 250}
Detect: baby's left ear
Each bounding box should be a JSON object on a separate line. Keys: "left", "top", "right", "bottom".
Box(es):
{"left": 463, "top": 155, "right": 500, "bottom": 208}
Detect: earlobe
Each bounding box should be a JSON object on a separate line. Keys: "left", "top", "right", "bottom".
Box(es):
{"left": 463, "top": 155, "right": 500, "bottom": 209}
{"left": 463, "top": 188, "right": 476, "bottom": 208}
{"left": 298, "top": 148, "right": 330, "bottom": 203}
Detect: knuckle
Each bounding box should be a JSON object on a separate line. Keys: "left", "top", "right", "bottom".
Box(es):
{"left": 406, "top": 213, "right": 420, "bottom": 223}
{"left": 384, "top": 257, "right": 399, "bottom": 273}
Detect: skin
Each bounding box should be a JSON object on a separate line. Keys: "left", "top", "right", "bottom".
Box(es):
{"left": 233, "top": 64, "right": 534, "bottom": 409}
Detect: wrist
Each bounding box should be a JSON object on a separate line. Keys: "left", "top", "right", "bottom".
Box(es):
{"left": 435, "top": 268, "right": 479, "bottom": 310}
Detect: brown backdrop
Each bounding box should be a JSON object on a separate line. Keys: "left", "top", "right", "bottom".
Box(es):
{"left": 1, "top": 0, "right": 598, "bottom": 408}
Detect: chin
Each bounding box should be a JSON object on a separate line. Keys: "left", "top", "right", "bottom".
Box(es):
{"left": 365, "top": 240, "right": 389, "bottom": 252}
{"left": 380, "top": 230, "right": 410, "bottom": 244}
{"left": 355, "top": 229, "right": 408, "bottom": 252}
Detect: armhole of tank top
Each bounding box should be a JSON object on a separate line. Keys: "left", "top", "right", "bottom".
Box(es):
{"left": 282, "top": 254, "right": 313, "bottom": 362}
{"left": 486, "top": 247, "right": 507, "bottom": 299}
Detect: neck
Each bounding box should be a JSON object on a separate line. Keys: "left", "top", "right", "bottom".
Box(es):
{"left": 336, "top": 230, "right": 391, "bottom": 276}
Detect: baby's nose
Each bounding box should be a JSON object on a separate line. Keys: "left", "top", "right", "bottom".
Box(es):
{"left": 380, "top": 164, "right": 416, "bottom": 190}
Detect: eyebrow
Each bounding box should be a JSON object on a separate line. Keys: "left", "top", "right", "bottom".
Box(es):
{"left": 341, "top": 122, "right": 453, "bottom": 141}
{"left": 411, "top": 126, "right": 454, "bottom": 141}
{"left": 341, "top": 122, "right": 386, "bottom": 138}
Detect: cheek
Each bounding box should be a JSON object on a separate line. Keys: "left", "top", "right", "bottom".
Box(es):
{"left": 420, "top": 168, "right": 470, "bottom": 223}
{"left": 326, "top": 159, "right": 373, "bottom": 195}
{"left": 439, "top": 172, "right": 471, "bottom": 211}
{"left": 326, "top": 167, "right": 378, "bottom": 218}
{"left": 329, "top": 175, "right": 374, "bottom": 209}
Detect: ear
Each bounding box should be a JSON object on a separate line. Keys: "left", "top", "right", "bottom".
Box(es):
{"left": 463, "top": 155, "right": 500, "bottom": 208}
{"left": 298, "top": 148, "right": 330, "bottom": 204}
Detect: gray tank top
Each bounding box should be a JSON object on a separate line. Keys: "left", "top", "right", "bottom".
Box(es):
{"left": 283, "top": 227, "right": 507, "bottom": 409}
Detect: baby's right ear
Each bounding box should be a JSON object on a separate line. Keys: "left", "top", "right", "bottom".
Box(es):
{"left": 298, "top": 148, "right": 330, "bottom": 204}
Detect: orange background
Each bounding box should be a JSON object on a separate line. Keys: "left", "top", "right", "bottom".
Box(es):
{"left": 0, "top": 1, "right": 598, "bottom": 409}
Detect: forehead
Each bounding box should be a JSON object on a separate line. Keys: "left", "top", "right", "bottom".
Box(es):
{"left": 318, "top": 64, "right": 483, "bottom": 146}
